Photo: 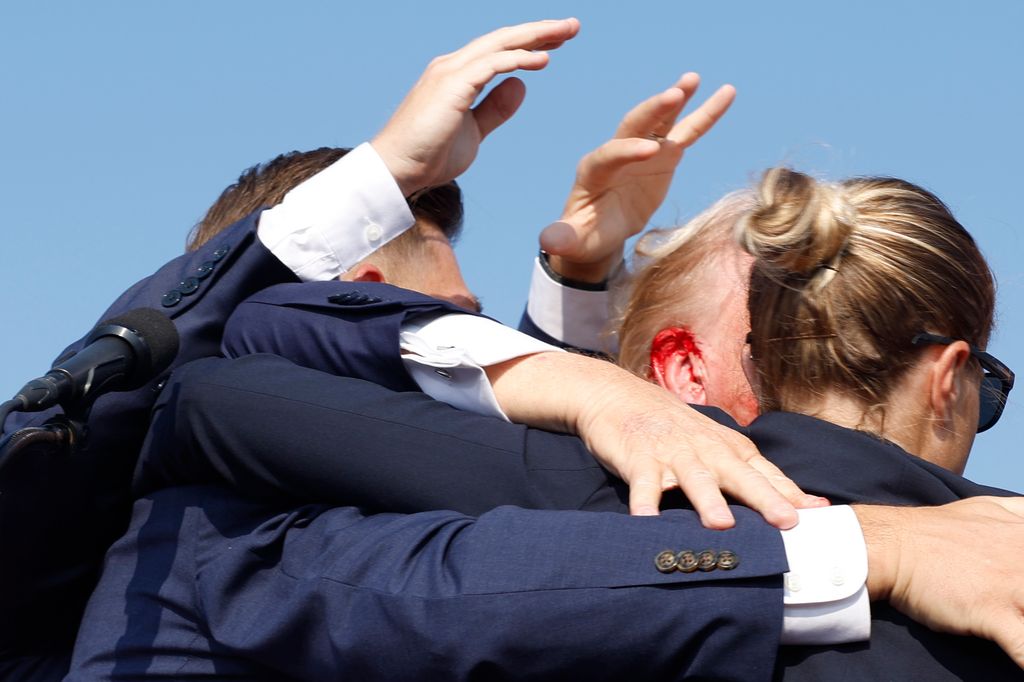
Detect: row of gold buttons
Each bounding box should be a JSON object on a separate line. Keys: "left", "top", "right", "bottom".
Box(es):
{"left": 654, "top": 549, "right": 739, "bottom": 573}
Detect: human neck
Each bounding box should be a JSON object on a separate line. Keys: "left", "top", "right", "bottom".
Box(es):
{"left": 789, "top": 392, "right": 899, "bottom": 443}
{"left": 786, "top": 388, "right": 967, "bottom": 474}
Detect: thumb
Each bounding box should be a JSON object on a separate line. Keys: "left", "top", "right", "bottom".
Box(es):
{"left": 473, "top": 77, "right": 527, "bottom": 140}
{"left": 539, "top": 220, "right": 582, "bottom": 256}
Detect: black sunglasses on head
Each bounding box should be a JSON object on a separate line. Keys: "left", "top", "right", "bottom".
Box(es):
{"left": 911, "top": 332, "right": 1015, "bottom": 433}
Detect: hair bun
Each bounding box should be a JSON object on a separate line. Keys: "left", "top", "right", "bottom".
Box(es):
{"left": 737, "top": 167, "right": 855, "bottom": 279}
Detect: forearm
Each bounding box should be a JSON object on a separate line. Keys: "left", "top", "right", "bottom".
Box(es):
{"left": 192, "top": 497, "right": 787, "bottom": 681}
{"left": 852, "top": 504, "right": 902, "bottom": 602}
{"left": 853, "top": 498, "right": 1024, "bottom": 668}
{"left": 135, "top": 355, "right": 615, "bottom": 514}
{"left": 484, "top": 350, "right": 592, "bottom": 435}
{"left": 486, "top": 349, "right": 683, "bottom": 468}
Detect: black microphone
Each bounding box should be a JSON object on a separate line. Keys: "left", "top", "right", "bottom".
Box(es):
{"left": 11, "top": 308, "right": 180, "bottom": 414}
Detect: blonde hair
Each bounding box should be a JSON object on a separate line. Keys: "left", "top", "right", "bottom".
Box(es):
{"left": 738, "top": 167, "right": 995, "bottom": 414}
{"left": 617, "top": 190, "right": 756, "bottom": 377}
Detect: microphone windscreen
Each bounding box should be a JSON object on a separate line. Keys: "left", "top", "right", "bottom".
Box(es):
{"left": 101, "top": 308, "right": 180, "bottom": 378}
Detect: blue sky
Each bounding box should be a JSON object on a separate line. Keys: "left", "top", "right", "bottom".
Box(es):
{"left": 2, "top": 1, "right": 1022, "bottom": 492}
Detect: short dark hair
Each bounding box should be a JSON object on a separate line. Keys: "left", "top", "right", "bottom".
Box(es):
{"left": 187, "top": 147, "right": 463, "bottom": 252}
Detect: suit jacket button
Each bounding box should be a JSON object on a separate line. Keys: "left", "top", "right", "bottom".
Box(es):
{"left": 349, "top": 293, "right": 380, "bottom": 305}
{"left": 676, "top": 550, "right": 698, "bottom": 573}
{"left": 161, "top": 290, "right": 182, "bottom": 307}
{"left": 696, "top": 550, "right": 718, "bottom": 572}
{"left": 195, "top": 261, "right": 215, "bottom": 279}
{"left": 211, "top": 246, "right": 230, "bottom": 261}
{"left": 655, "top": 550, "right": 679, "bottom": 573}
{"left": 178, "top": 277, "right": 200, "bottom": 295}
{"left": 716, "top": 550, "right": 739, "bottom": 571}
{"left": 328, "top": 292, "right": 356, "bottom": 305}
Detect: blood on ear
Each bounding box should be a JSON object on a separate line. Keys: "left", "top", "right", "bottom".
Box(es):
{"left": 649, "top": 327, "right": 702, "bottom": 386}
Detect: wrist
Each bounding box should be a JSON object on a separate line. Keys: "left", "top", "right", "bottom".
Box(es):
{"left": 486, "top": 351, "right": 582, "bottom": 434}
{"left": 540, "top": 251, "right": 619, "bottom": 289}
{"left": 572, "top": 362, "right": 674, "bottom": 481}
{"left": 369, "top": 138, "right": 422, "bottom": 198}
{"left": 852, "top": 504, "right": 905, "bottom": 602}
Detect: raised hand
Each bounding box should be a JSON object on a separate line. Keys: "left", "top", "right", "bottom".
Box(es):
{"left": 371, "top": 19, "right": 580, "bottom": 197}
{"left": 541, "top": 74, "right": 736, "bottom": 282}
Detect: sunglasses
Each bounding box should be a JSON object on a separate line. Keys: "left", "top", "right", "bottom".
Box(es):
{"left": 911, "top": 332, "right": 1015, "bottom": 433}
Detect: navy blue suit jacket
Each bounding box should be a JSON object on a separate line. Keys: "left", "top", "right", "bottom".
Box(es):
{"left": 749, "top": 412, "right": 1020, "bottom": 680}
{"left": 0, "top": 212, "right": 295, "bottom": 677}
{"left": 67, "top": 282, "right": 795, "bottom": 680}
{"left": 134, "top": 281, "right": 630, "bottom": 510}
{"left": 138, "top": 357, "right": 1023, "bottom": 680}
{"left": 134, "top": 282, "right": 1022, "bottom": 679}
{"left": 69, "top": 487, "right": 786, "bottom": 681}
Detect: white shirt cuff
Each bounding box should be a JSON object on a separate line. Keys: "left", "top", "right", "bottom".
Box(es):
{"left": 779, "top": 505, "right": 870, "bottom": 645}
{"left": 526, "top": 256, "right": 617, "bottom": 354}
{"left": 399, "top": 313, "right": 563, "bottom": 421}
{"left": 257, "top": 142, "right": 415, "bottom": 281}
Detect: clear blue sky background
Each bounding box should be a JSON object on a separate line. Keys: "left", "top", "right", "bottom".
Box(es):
{"left": 2, "top": 2, "right": 1022, "bottom": 492}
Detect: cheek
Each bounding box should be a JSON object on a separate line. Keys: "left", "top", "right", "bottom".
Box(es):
{"left": 702, "top": 351, "right": 760, "bottom": 426}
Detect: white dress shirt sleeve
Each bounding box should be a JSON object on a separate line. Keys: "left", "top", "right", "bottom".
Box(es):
{"left": 779, "top": 505, "right": 871, "bottom": 644}
{"left": 526, "top": 256, "right": 618, "bottom": 354}
{"left": 257, "top": 142, "right": 415, "bottom": 281}
{"left": 399, "top": 313, "right": 563, "bottom": 421}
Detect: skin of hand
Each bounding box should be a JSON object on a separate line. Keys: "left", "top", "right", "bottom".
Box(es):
{"left": 370, "top": 18, "right": 581, "bottom": 198}
{"left": 366, "top": 20, "right": 819, "bottom": 528}
{"left": 856, "top": 497, "right": 1024, "bottom": 668}
{"left": 486, "top": 351, "right": 826, "bottom": 530}
{"left": 541, "top": 73, "right": 736, "bottom": 283}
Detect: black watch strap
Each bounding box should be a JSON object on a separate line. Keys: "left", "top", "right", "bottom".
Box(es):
{"left": 538, "top": 251, "right": 611, "bottom": 292}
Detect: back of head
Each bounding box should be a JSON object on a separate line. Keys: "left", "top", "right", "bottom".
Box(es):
{"left": 187, "top": 147, "right": 463, "bottom": 253}
{"left": 375, "top": 182, "right": 464, "bottom": 283}
{"left": 737, "top": 167, "right": 995, "bottom": 414}
{"left": 188, "top": 148, "right": 350, "bottom": 251}
{"left": 618, "top": 191, "right": 755, "bottom": 377}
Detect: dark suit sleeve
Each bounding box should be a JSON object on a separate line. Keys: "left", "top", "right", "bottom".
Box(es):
{"left": 518, "top": 306, "right": 569, "bottom": 346}
{"left": 68, "top": 486, "right": 787, "bottom": 682}
{"left": 135, "top": 355, "right": 628, "bottom": 515}
{"left": 220, "top": 279, "right": 486, "bottom": 392}
{"left": 139, "top": 282, "right": 630, "bottom": 512}
{"left": 0, "top": 211, "right": 296, "bottom": 658}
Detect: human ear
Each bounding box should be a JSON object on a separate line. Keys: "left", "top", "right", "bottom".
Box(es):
{"left": 649, "top": 327, "right": 707, "bottom": 405}
{"left": 928, "top": 341, "right": 972, "bottom": 425}
{"left": 342, "top": 263, "right": 387, "bottom": 284}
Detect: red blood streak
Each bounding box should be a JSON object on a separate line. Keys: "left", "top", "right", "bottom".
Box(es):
{"left": 649, "top": 327, "right": 702, "bottom": 386}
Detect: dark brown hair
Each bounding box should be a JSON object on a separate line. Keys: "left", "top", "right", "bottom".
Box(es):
{"left": 186, "top": 147, "right": 463, "bottom": 252}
